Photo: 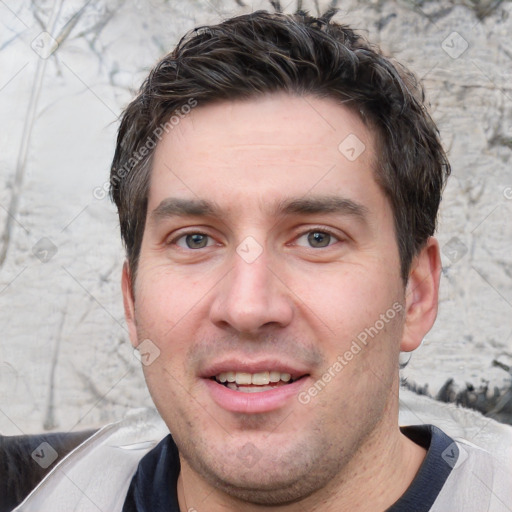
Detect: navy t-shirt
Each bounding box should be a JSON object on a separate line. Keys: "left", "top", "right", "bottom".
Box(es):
{"left": 122, "top": 424, "right": 457, "bottom": 511}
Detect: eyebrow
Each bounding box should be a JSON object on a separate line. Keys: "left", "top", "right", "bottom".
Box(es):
{"left": 277, "top": 196, "right": 369, "bottom": 220}
{"left": 149, "top": 195, "right": 369, "bottom": 224}
{"left": 150, "top": 198, "right": 217, "bottom": 223}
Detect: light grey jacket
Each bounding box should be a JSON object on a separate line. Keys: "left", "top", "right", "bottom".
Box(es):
{"left": 14, "top": 390, "right": 512, "bottom": 511}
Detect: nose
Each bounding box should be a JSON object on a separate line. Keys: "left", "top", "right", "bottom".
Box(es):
{"left": 209, "top": 246, "right": 294, "bottom": 335}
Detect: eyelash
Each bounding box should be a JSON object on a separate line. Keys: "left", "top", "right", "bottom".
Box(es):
{"left": 168, "top": 227, "right": 343, "bottom": 249}
{"left": 170, "top": 232, "right": 216, "bottom": 249}
{"left": 292, "top": 227, "right": 342, "bottom": 248}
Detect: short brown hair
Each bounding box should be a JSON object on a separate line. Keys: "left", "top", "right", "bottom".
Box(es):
{"left": 110, "top": 8, "right": 450, "bottom": 284}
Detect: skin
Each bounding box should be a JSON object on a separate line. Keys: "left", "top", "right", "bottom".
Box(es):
{"left": 122, "top": 92, "right": 441, "bottom": 511}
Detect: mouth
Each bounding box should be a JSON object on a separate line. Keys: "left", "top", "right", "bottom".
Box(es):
{"left": 210, "top": 371, "right": 306, "bottom": 393}
{"left": 201, "top": 359, "right": 311, "bottom": 413}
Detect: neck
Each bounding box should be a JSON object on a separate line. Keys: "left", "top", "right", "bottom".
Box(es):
{"left": 177, "top": 400, "right": 426, "bottom": 512}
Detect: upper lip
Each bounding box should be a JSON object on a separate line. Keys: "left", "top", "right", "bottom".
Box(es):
{"left": 200, "top": 358, "right": 311, "bottom": 380}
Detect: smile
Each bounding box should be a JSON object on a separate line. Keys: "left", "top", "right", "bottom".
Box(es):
{"left": 204, "top": 371, "right": 309, "bottom": 413}
{"left": 213, "top": 371, "right": 297, "bottom": 393}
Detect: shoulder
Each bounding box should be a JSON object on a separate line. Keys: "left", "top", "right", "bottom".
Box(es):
{"left": 399, "top": 388, "right": 512, "bottom": 511}
{"left": 10, "top": 408, "right": 168, "bottom": 512}
{"left": 0, "top": 430, "right": 96, "bottom": 512}
{"left": 431, "top": 436, "right": 512, "bottom": 512}
{"left": 399, "top": 387, "right": 512, "bottom": 458}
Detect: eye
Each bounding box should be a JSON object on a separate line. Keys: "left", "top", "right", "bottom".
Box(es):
{"left": 174, "top": 233, "right": 215, "bottom": 249}
{"left": 295, "top": 230, "right": 339, "bottom": 248}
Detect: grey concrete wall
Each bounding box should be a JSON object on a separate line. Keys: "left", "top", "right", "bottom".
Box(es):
{"left": 0, "top": 0, "right": 510, "bottom": 434}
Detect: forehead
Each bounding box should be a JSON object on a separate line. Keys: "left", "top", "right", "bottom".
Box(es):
{"left": 148, "top": 93, "right": 381, "bottom": 214}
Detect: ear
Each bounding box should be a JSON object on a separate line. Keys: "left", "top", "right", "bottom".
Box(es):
{"left": 122, "top": 261, "right": 139, "bottom": 348}
{"left": 401, "top": 237, "right": 441, "bottom": 352}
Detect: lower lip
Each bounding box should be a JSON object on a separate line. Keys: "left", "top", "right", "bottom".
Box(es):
{"left": 203, "top": 378, "right": 309, "bottom": 414}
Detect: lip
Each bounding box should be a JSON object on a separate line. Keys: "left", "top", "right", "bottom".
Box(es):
{"left": 203, "top": 376, "right": 310, "bottom": 414}
{"left": 199, "top": 357, "right": 311, "bottom": 414}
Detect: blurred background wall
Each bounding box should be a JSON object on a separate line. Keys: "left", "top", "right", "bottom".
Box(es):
{"left": 0, "top": 0, "right": 511, "bottom": 434}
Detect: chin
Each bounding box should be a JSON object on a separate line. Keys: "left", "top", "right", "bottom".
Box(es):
{"left": 216, "top": 482, "right": 317, "bottom": 507}
{"left": 182, "top": 441, "right": 345, "bottom": 507}
{"left": 202, "top": 466, "right": 319, "bottom": 506}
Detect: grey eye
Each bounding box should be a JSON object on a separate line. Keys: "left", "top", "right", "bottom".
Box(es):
{"left": 185, "top": 233, "right": 209, "bottom": 249}
{"left": 307, "top": 231, "right": 332, "bottom": 248}
{"left": 173, "top": 232, "right": 217, "bottom": 250}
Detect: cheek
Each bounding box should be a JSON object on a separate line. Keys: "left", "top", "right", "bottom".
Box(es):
{"left": 134, "top": 265, "right": 205, "bottom": 330}
{"left": 296, "top": 265, "right": 402, "bottom": 333}
{"left": 133, "top": 266, "right": 216, "bottom": 383}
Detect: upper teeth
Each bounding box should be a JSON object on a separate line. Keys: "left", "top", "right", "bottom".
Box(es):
{"left": 216, "top": 371, "right": 292, "bottom": 385}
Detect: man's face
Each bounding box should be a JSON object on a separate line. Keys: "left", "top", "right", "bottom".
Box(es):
{"left": 124, "top": 93, "right": 409, "bottom": 504}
